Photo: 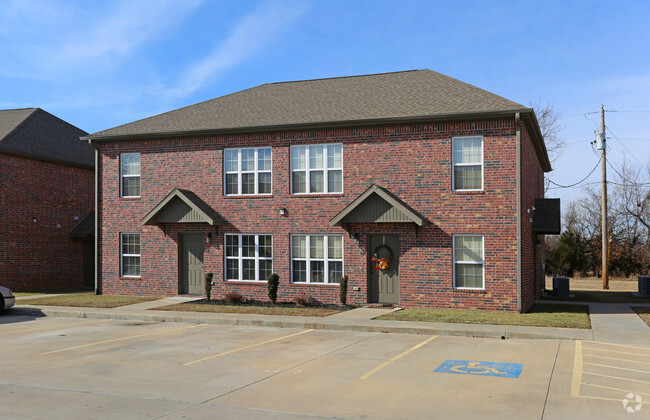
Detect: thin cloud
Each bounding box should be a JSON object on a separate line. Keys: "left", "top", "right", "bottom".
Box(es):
{"left": 166, "top": 1, "right": 308, "bottom": 97}
{"left": 58, "top": 0, "right": 202, "bottom": 62}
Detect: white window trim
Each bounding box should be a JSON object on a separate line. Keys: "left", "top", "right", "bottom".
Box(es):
{"left": 224, "top": 234, "right": 273, "bottom": 282}
{"left": 290, "top": 234, "right": 344, "bottom": 284}
{"left": 290, "top": 143, "right": 343, "bottom": 195}
{"left": 224, "top": 147, "right": 272, "bottom": 196}
{"left": 452, "top": 234, "right": 485, "bottom": 290}
{"left": 452, "top": 136, "right": 484, "bottom": 191}
{"left": 120, "top": 233, "right": 141, "bottom": 278}
{"left": 120, "top": 153, "right": 141, "bottom": 198}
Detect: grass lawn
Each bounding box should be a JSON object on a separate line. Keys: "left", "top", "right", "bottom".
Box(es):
{"left": 156, "top": 301, "right": 345, "bottom": 317}
{"left": 377, "top": 303, "right": 591, "bottom": 329}
{"left": 541, "top": 290, "right": 650, "bottom": 304}
{"left": 633, "top": 307, "right": 650, "bottom": 327}
{"left": 17, "top": 293, "right": 161, "bottom": 308}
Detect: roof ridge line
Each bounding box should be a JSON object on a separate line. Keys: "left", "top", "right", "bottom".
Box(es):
{"left": 267, "top": 69, "right": 422, "bottom": 85}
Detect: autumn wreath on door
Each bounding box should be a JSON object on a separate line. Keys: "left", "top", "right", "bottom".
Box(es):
{"left": 371, "top": 244, "right": 393, "bottom": 271}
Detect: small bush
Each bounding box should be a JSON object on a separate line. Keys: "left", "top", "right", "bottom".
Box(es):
{"left": 294, "top": 293, "right": 314, "bottom": 307}
{"left": 224, "top": 291, "right": 246, "bottom": 304}
{"left": 204, "top": 272, "right": 214, "bottom": 301}
{"left": 267, "top": 273, "right": 279, "bottom": 304}
{"left": 339, "top": 275, "right": 348, "bottom": 305}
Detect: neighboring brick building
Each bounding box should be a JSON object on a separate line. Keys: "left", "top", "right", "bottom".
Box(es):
{"left": 85, "top": 70, "right": 558, "bottom": 312}
{"left": 0, "top": 108, "right": 94, "bottom": 291}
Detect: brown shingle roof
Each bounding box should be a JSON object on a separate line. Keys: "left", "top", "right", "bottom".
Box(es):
{"left": 0, "top": 108, "right": 93, "bottom": 168}
{"left": 87, "top": 70, "right": 528, "bottom": 139}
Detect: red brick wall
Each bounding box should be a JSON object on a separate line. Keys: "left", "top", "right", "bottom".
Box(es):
{"left": 520, "top": 124, "right": 546, "bottom": 312}
{"left": 97, "top": 118, "right": 544, "bottom": 311}
{"left": 0, "top": 154, "right": 94, "bottom": 291}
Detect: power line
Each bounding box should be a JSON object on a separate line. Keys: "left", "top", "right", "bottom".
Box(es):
{"left": 545, "top": 157, "right": 601, "bottom": 188}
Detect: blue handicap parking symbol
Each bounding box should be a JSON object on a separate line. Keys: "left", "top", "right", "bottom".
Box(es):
{"left": 434, "top": 360, "right": 523, "bottom": 378}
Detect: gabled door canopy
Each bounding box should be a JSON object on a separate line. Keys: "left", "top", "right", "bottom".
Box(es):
{"left": 330, "top": 184, "right": 430, "bottom": 230}
{"left": 142, "top": 188, "right": 225, "bottom": 226}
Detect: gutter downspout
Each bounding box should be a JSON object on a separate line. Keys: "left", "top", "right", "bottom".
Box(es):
{"left": 87, "top": 140, "right": 99, "bottom": 295}
{"left": 515, "top": 113, "right": 522, "bottom": 313}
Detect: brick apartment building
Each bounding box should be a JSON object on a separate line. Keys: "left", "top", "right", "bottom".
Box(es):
{"left": 0, "top": 108, "right": 94, "bottom": 291}
{"left": 84, "top": 70, "right": 559, "bottom": 312}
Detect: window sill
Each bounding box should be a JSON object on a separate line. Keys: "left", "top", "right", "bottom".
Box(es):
{"left": 453, "top": 288, "right": 486, "bottom": 294}
{"left": 224, "top": 280, "right": 267, "bottom": 285}
{"left": 224, "top": 195, "right": 273, "bottom": 199}
{"left": 452, "top": 190, "right": 485, "bottom": 195}
{"left": 290, "top": 194, "right": 345, "bottom": 199}
{"left": 119, "top": 276, "right": 141, "bottom": 280}
{"left": 120, "top": 197, "right": 141, "bottom": 200}
{"left": 291, "top": 282, "right": 340, "bottom": 286}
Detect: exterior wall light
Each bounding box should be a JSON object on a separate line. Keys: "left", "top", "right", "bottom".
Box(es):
{"left": 279, "top": 207, "right": 287, "bottom": 216}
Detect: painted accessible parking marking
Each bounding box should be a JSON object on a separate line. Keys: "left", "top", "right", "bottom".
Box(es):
{"left": 434, "top": 360, "right": 523, "bottom": 378}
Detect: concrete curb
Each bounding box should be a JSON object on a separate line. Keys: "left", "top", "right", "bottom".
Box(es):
{"left": 13, "top": 305, "right": 593, "bottom": 341}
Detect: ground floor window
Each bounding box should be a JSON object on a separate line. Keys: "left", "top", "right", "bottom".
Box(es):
{"left": 121, "top": 233, "right": 140, "bottom": 277}
{"left": 453, "top": 235, "right": 484, "bottom": 289}
{"left": 291, "top": 235, "right": 343, "bottom": 283}
{"left": 225, "top": 234, "right": 273, "bottom": 281}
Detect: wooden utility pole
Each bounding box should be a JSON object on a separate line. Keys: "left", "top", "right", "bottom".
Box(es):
{"left": 599, "top": 105, "right": 609, "bottom": 289}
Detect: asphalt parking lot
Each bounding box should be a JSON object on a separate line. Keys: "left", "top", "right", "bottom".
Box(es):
{"left": 1, "top": 314, "right": 647, "bottom": 419}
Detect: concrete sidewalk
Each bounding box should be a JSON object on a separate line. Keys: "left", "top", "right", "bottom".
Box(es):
{"left": 11, "top": 296, "right": 599, "bottom": 341}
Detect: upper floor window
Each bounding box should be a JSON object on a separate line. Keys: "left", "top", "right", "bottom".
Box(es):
{"left": 453, "top": 235, "right": 484, "bottom": 289}
{"left": 291, "top": 144, "right": 343, "bottom": 194}
{"left": 225, "top": 234, "right": 273, "bottom": 281}
{"left": 452, "top": 136, "right": 483, "bottom": 191}
{"left": 224, "top": 147, "right": 272, "bottom": 196}
{"left": 121, "top": 233, "right": 141, "bottom": 277}
{"left": 121, "top": 153, "right": 140, "bottom": 197}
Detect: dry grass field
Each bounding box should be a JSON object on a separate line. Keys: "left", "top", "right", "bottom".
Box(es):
{"left": 545, "top": 276, "right": 638, "bottom": 292}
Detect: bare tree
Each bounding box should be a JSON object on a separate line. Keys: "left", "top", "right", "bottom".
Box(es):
{"left": 530, "top": 99, "right": 565, "bottom": 165}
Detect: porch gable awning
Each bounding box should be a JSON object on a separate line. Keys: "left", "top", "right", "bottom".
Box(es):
{"left": 330, "top": 184, "right": 430, "bottom": 227}
{"left": 141, "top": 188, "right": 226, "bottom": 226}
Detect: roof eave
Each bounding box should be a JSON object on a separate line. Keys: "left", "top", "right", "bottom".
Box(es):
{"left": 0, "top": 147, "right": 95, "bottom": 170}
{"left": 82, "top": 109, "right": 531, "bottom": 143}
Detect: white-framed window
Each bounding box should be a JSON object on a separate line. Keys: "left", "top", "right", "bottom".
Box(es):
{"left": 120, "top": 153, "right": 141, "bottom": 197}
{"left": 121, "top": 233, "right": 141, "bottom": 277}
{"left": 225, "top": 234, "right": 273, "bottom": 281}
{"left": 291, "top": 144, "right": 343, "bottom": 194}
{"left": 224, "top": 147, "right": 272, "bottom": 195}
{"left": 453, "top": 235, "right": 484, "bottom": 289}
{"left": 452, "top": 136, "right": 483, "bottom": 191}
{"left": 291, "top": 235, "right": 343, "bottom": 284}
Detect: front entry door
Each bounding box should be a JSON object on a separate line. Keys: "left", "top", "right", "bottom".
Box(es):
{"left": 368, "top": 235, "right": 400, "bottom": 304}
{"left": 180, "top": 234, "right": 204, "bottom": 295}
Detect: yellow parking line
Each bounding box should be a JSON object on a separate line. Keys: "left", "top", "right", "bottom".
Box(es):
{"left": 359, "top": 335, "right": 438, "bottom": 380}
{"left": 582, "top": 382, "right": 650, "bottom": 397}
{"left": 571, "top": 340, "right": 583, "bottom": 397}
{"left": 583, "top": 371, "right": 650, "bottom": 386}
{"left": 585, "top": 347, "right": 650, "bottom": 358}
{"left": 584, "top": 361, "right": 650, "bottom": 375}
{"left": 0, "top": 319, "right": 111, "bottom": 335}
{"left": 579, "top": 395, "right": 648, "bottom": 405}
{"left": 584, "top": 353, "right": 650, "bottom": 366}
{"left": 183, "top": 329, "right": 314, "bottom": 366}
{"left": 587, "top": 341, "right": 650, "bottom": 351}
{"left": 42, "top": 324, "right": 204, "bottom": 355}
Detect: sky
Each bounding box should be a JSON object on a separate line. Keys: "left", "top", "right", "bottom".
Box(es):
{"left": 1, "top": 0, "right": 649, "bottom": 206}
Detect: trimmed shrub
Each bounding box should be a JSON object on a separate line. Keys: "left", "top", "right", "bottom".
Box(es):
{"left": 339, "top": 275, "right": 348, "bottom": 305}
{"left": 267, "top": 273, "right": 279, "bottom": 304}
{"left": 204, "top": 272, "right": 214, "bottom": 301}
